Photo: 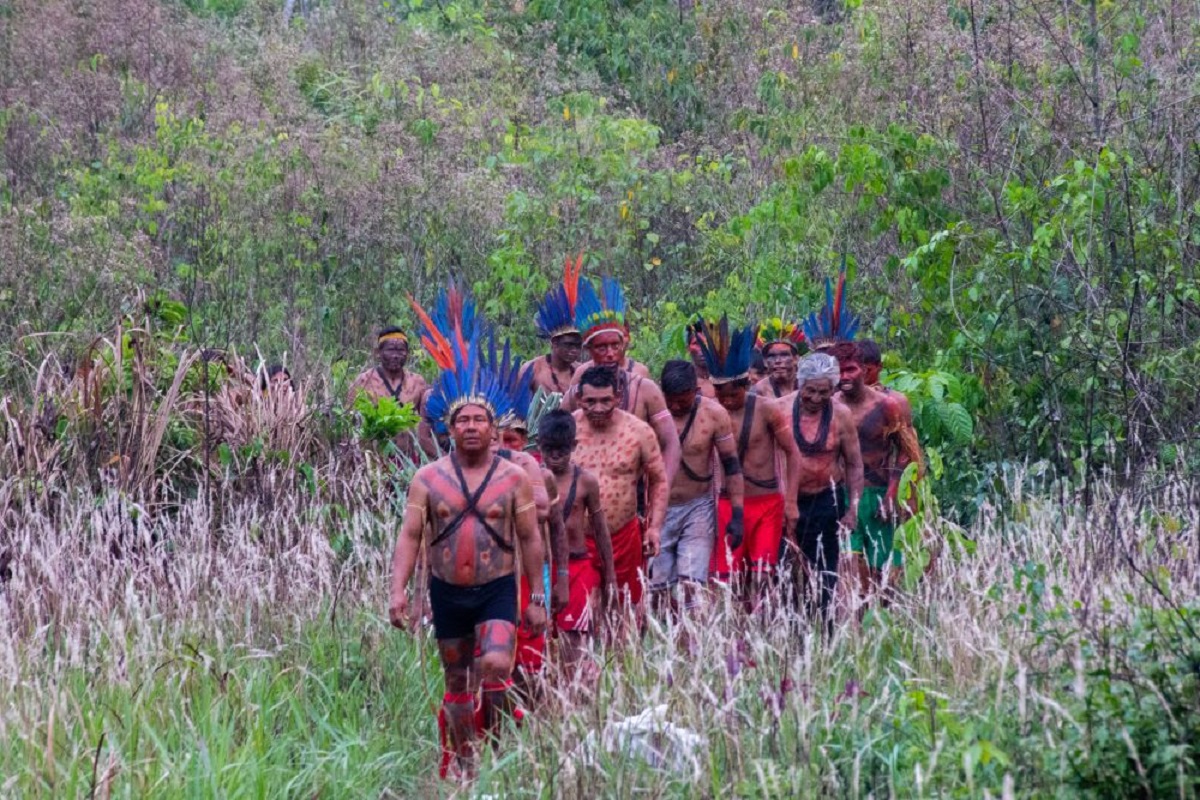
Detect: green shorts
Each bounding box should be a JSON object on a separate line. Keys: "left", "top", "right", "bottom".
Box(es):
{"left": 849, "top": 485, "right": 901, "bottom": 569}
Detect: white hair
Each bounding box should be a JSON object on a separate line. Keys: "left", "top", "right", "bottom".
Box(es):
{"left": 797, "top": 352, "right": 840, "bottom": 389}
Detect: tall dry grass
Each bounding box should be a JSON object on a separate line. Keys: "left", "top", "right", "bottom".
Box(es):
{"left": 0, "top": 459, "right": 1195, "bottom": 796}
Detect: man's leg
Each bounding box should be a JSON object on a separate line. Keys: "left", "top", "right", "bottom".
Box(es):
{"left": 676, "top": 495, "right": 717, "bottom": 613}
{"left": 477, "top": 620, "right": 518, "bottom": 737}
{"left": 743, "top": 493, "right": 785, "bottom": 610}
{"left": 649, "top": 505, "right": 684, "bottom": 618}
{"left": 437, "top": 637, "right": 478, "bottom": 773}
{"left": 556, "top": 557, "right": 600, "bottom": 686}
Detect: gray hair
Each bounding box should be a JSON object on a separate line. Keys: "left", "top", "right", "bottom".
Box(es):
{"left": 797, "top": 352, "right": 840, "bottom": 390}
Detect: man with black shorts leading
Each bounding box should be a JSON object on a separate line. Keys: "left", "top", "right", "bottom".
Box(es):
{"left": 389, "top": 337, "right": 547, "bottom": 780}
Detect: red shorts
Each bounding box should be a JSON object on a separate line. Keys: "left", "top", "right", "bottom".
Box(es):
{"left": 593, "top": 517, "right": 645, "bottom": 606}
{"left": 555, "top": 556, "right": 600, "bottom": 632}
{"left": 515, "top": 573, "right": 546, "bottom": 673}
{"left": 709, "top": 493, "right": 785, "bottom": 579}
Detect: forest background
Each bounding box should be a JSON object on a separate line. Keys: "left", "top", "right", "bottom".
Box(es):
{"left": 0, "top": 0, "right": 1198, "bottom": 796}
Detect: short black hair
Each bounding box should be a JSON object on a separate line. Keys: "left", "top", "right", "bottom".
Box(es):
{"left": 857, "top": 339, "right": 882, "bottom": 365}
{"left": 660, "top": 359, "right": 697, "bottom": 396}
{"left": 579, "top": 365, "right": 618, "bottom": 393}
{"left": 538, "top": 410, "right": 576, "bottom": 449}
{"left": 751, "top": 352, "right": 766, "bottom": 372}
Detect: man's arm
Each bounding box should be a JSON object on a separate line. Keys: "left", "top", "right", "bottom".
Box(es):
{"left": 769, "top": 401, "right": 803, "bottom": 535}
{"left": 836, "top": 403, "right": 864, "bottom": 531}
{"left": 712, "top": 407, "right": 745, "bottom": 547}
{"left": 642, "top": 381, "right": 682, "bottom": 487}
{"left": 584, "top": 472, "right": 617, "bottom": 596}
{"left": 512, "top": 474, "right": 547, "bottom": 634}
{"left": 885, "top": 392, "right": 923, "bottom": 517}
{"left": 415, "top": 388, "right": 440, "bottom": 457}
{"left": 389, "top": 475, "right": 429, "bottom": 630}
{"left": 640, "top": 423, "right": 669, "bottom": 557}
{"left": 511, "top": 450, "right": 551, "bottom": 524}
{"left": 543, "top": 468, "right": 569, "bottom": 612}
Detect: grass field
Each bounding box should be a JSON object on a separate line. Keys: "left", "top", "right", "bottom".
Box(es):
{"left": 1, "top": 465, "right": 1196, "bottom": 798}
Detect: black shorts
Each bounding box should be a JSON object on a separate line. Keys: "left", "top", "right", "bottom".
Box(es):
{"left": 428, "top": 574, "right": 518, "bottom": 641}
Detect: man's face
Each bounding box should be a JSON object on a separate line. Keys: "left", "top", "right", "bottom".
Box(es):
{"left": 714, "top": 381, "right": 748, "bottom": 413}
{"left": 539, "top": 442, "right": 574, "bottom": 474}
{"left": 377, "top": 339, "right": 409, "bottom": 373}
{"left": 500, "top": 427, "right": 529, "bottom": 452}
{"left": 764, "top": 344, "right": 797, "bottom": 384}
{"left": 451, "top": 404, "right": 493, "bottom": 454}
{"left": 799, "top": 379, "right": 834, "bottom": 413}
{"left": 862, "top": 361, "right": 882, "bottom": 385}
{"left": 664, "top": 388, "right": 698, "bottom": 418}
{"left": 689, "top": 345, "right": 707, "bottom": 375}
{"left": 838, "top": 358, "right": 864, "bottom": 394}
{"left": 579, "top": 383, "right": 618, "bottom": 426}
{"left": 550, "top": 334, "right": 583, "bottom": 367}
{"left": 586, "top": 331, "right": 627, "bottom": 369}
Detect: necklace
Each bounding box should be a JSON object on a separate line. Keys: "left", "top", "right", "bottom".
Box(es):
{"left": 793, "top": 399, "right": 833, "bottom": 455}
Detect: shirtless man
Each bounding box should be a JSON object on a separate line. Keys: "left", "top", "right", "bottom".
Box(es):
{"left": 830, "top": 341, "right": 921, "bottom": 611}
{"left": 570, "top": 367, "right": 668, "bottom": 613}
{"left": 780, "top": 353, "right": 863, "bottom": 633}
{"left": 751, "top": 320, "right": 805, "bottom": 399}
{"left": 858, "top": 339, "right": 915, "bottom": 421}
{"left": 388, "top": 399, "right": 547, "bottom": 779}
{"left": 695, "top": 319, "right": 802, "bottom": 604}
{"left": 561, "top": 276, "right": 681, "bottom": 485}
{"left": 526, "top": 255, "right": 587, "bottom": 395}
{"left": 538, "top": 410, "right": 615, "bottom": 677}
{"left": 348, "top": 326, "right": 429, "bottom": 454}
{"left": 649, "top": 361, "right": 744, "bottom": 615}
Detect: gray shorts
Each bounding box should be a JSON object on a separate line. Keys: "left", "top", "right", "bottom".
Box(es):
{"left": 649, "top": 494, "right": 716, "bottom": 590}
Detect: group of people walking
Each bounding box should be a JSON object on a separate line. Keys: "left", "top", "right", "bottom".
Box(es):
{"left": 367, "top": 257, "right": 924, "bottom": 778}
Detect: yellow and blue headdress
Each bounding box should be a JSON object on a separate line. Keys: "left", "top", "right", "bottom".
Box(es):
{"left": 575, "top": 275, "right": 630, "bottom": 345}
{"left": 484, "top": 335, "right": 534, "bottom": 433}
{"left": 535, "top": 253, "right": 584, "bottom": 340}
{"left": 695, "top": 315, "right": 757, "bottom": 385}
{"left": 409, "top": 285, "right": 507, "bottom": 434}
{"left": 803, "top": 269, "right": 859, "bottom": 350}
{"left": 755, "top": 317, "right": 805, "bottom": 354}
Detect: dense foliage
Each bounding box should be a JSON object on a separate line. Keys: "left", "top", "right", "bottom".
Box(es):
{"left": 2, "top": 0, "right": 1197, "bottom": 516}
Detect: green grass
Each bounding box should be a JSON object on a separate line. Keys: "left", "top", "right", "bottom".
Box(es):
{"left": 1, "top": 470, "right": 1197, "bottom": 797}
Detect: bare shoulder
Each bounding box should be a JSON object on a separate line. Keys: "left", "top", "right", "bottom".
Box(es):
{"left": 495, "top": 455, "right": 532, "bottom": 483}
{"left": 700, "top": 396, "right": 732, "bottom": 425}
{"left": 639, "top": 375, "right": 666, "bottom": 402}
{"left": 580, "top": 466, "right": 601, "bottom": 493}
{"left": 570, "top": 362, "right": 589, "bottom": 384}
{"left": 350, "top": 368, "right": 373, "bottom": 387}
{"left": 832, "top": 399, "right": 856, "bottom": 427}
{"left": 630, "top": 360, "right": 652, "bottom": 379}
{"left": 412, "top": 460, "right": 444, "bottom": 487}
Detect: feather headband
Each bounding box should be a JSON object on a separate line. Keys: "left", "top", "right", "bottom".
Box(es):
{"left": 803, "top": 266, "right": 859, "bottom": 349}
{"left": 575, "top": 275, "right": 630, "bottom": 345}
{"left": 535, "top": 253, "right": 584, "bottom": 340}
{"left": 483, "top": 334, "right": 534, "bottom": 432}
{"left": 755, "top": 317, "right": 805, "bottom": 353}
{"left": 696, "top": 315, "right": 757, "bottom": 384}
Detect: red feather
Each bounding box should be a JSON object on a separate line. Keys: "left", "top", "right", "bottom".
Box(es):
{"left": 407, "top": 294, "right": 455, "bottom": 370}
{"left": 564, "top": 252, "right": 583, "bottom": 313}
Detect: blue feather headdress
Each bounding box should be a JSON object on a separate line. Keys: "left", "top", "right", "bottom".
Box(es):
{"left": 695, "top": 315, "right": 756, "bottom": 384}
{"left": 575, "top": 275, "right": 629, "bottom": 345}
{"left": 409, "top": 284, "right": 506, "bottom": 434}
{"left": 483, "top": 334, "right": 534, "bottom": 432}
{"left": 803, "top": 267, "right": 859, "bottom": 349}
{"left": 535, "top": 253, "right": 584, "bottom": 340}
